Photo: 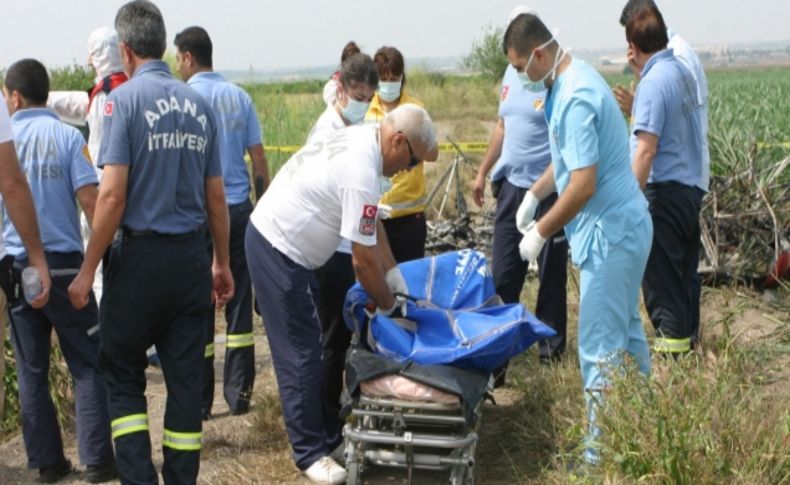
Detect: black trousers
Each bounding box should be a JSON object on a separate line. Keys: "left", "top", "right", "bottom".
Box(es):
{"left": 382, "top": 212, "right": 427, "bottom": 263}
{"left": 8, "top": 252, "right": 113, "bottom": 470}
{"left": 202, "top": 200, "right": 255, "bottom": 417}
{"left": 491, "top": 180, "right": 568, "bottom": 359}
{"left": 101, "top": 231, "right": 211, "bottom": 485}
{"left": 314, "top": 251, "right": 355, "bottom": 437}
{"left": 642, "top": 182, "right": 702, "bottom": 354}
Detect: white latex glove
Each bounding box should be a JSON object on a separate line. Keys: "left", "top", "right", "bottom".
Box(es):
{"left": 519, "top": 221, "right": 547, "bottom": 264}
{"left": 516, "top": 191, "right": 540, "bottom": 234}
{"left": 365, "top": 295, "right": 408, "bottom": 319}
{"left": 378, "top": 295, "right": 408, "bottom": 317}
{"left": 378, "top": 204, "right": 392, "bottom": 220}
{"left": 385, "top": 266, "right": 408, "bottom": 296}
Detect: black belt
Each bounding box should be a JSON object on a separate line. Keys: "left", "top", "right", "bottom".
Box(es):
{"left": 121, "top": 227, "right": 200, "bottom": 238}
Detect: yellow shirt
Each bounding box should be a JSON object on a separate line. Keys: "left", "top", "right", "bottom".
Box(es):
{"left": 365, "top": 91, "right": 427, "bottom": 218}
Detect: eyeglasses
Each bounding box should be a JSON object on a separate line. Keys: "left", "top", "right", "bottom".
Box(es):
{"left": 400, "top": 132, "right": 420, "bottom": 168}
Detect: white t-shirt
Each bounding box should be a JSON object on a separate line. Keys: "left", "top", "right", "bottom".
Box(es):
{"left": 306, "top": 105, "right": 353, "bottom": 254}
{"left": 0, "top": 104, "right": 14, "bottom": 260}
{"left": 251, "top": 124, "right": 382, "bottom": 269}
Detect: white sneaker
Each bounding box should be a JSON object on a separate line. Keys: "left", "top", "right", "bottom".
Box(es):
{"left": 330, "top": 442, "right": 346, "bottom": 465}
{"left": 304, "top": 456, "right": 347, "bottom": 485}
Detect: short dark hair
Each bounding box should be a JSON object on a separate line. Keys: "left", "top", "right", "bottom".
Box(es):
{"left": 339, "top": 53, "right": 379, "bottom": 90}
{"left": 502, "top": 13, "right": 553, "bottom": 56}
{"left": 625, "top": 4, "right": 668, "bottom": 54}
{"left": 115, "top": 0, "right": 166, "bottom": 59}
{"left": 174, "top": 26, "right": 213, "bottom": 68}
{"left": 4, "top": 59, "right": 49, "bottom": 105}
{"left": 341, "top": 41, "right": 361, "bottom": 63}
{"left": 620, "top": 0, "right": 658, "bottom": 27}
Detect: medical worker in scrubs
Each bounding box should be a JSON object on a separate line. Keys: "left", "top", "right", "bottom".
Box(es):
{"left": 504, "top": 12, "right": 653, "bottom": 464}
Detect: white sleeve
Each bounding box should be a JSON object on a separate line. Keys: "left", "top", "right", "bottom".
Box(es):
{"left": 47, "top": 91, "right": 90, "bottom": 126}
{"left": 340, "top": 188, "right": 379, "bottom": 246}
{"left": 0, "top": 103, "right": 13, "bottom": 143}
{"left": 322, "top": 78, "right": 339, "bottom": 106}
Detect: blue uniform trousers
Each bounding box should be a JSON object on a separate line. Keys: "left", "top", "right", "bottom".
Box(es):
{"left": 8, "top": 251, "right": 113, "bottom": 470}
{"left": 314, "top": 250, "right": 355, "bottom": 440}
{"left": 578, "top": 216, "right": 652, "bottom": 463}
{"left": 642, "top": 182, "right": 702, "bottom": 354}
{"left": 100, "top": 231, "right": 211, "bottom": 485}
{"left": 203, "top": 199, "right": 255, "bottom": 417}
{"left": 245, "top": 224, "right": 342, "bottom": 470}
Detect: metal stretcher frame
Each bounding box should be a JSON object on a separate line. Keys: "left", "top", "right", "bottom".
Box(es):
{"left": 343, "top": 387, "right": 481, "bottom": 484}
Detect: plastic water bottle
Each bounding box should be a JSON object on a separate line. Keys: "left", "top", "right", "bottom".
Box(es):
{"left": 21, "top": 267, "right": 42, "bottom": 303}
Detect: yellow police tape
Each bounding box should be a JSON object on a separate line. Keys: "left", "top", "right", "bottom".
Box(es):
{"left": 263, "top": 141, "right": 790, "bottom": 154}
{"left": 263, "top": 142, "right": 492, "bottom": 154}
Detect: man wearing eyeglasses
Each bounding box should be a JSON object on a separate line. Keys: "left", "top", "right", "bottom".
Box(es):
{"left": 245, "top": 104, "right": 437, "bottom": 484}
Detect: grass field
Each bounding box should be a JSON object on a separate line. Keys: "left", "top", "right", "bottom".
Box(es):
{"left": 1, "top": 65, "right": 787, "bottom": 483}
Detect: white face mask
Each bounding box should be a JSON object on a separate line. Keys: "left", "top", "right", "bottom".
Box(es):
{"left": 517, "top": 34, "right": 566, "bottom": 93}
{"left": 378, "top": 80, "right": 402, "bottom": 103}
{"left": 341, "top": 96, "right": 370, "bottom": 124}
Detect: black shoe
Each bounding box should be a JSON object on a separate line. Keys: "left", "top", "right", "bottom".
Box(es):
{"left": 37, "top": 459, "right": 72, "bottom": 483}
{"left": 85, "top": 462, "right": 118, "bottom": 483}
{"left": 230, "top": 405, "right": 249, "bottom": 416}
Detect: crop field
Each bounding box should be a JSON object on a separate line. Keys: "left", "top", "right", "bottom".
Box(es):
{"left": 0, "top": 66, "right": 787, "bottom": 484}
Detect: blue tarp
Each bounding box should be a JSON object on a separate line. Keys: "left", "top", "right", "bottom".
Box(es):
{"left": 344, "top": 249, "right": 557, "bottom": 372}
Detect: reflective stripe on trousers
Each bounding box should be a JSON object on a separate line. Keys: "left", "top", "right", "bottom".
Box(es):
{"left": 653, "top": 337, "right": 691, "bottom": 353}
{"left": 162, "top": 429, "right": 201, "bottom": 451}
{"left": 111, "top": 413, "right": 149, "bottom": 439}
{"left": 204, "top": 342, "right": 215, "bottom": 358}
{"left": 226, "top": 332, "right": 255, "bottom": 349}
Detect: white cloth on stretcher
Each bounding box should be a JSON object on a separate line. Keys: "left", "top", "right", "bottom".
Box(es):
{"left": 360, "top": 375, "right": 460, "bottom": 404}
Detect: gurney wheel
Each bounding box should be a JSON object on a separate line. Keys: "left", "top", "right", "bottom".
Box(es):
{"left": 346, "top": 461, "right": 362, "bottom": 485}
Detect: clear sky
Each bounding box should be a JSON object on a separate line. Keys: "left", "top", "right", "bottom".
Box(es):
{"left": 1, "top": 0, "right": 787, "bottom": 72}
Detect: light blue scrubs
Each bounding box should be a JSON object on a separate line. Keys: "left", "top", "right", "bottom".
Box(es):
{"left": 544, "top": 59, "right": 652, "bottom": 463}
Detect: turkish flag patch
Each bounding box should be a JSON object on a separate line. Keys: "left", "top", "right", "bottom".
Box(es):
{"left": 358, "top": 204, "right": 377, "bottom": 236}
{"left": 103, "top": 101, "right": 114, "bottom": 116}
{"left": 500, "top": 85, "right": 509, "bottom": 102}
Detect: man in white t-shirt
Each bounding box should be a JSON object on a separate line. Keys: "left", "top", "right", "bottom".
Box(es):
{"left": 0, "top": 102, "right": 51, "bottom": 418}
{"left": 245, "top": 104, "right": 437, "bottom": 485}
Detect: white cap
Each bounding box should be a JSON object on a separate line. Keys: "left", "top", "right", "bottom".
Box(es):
{"left": 507, "top": 5, "right": 538, "bottom": 26}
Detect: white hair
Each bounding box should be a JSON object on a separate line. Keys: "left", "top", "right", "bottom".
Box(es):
{"left": 383, "top": 104, "right": 437, "bottom": 152}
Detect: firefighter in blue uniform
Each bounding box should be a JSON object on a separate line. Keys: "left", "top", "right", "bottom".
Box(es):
{"left": 68, "top": 2, "right": 234, "bottom": 483}
{"left": 174, "top": 25, "right": 270, "bottom": 419}
{"left": 3, "top": 58, "right": 116, "bottom": 483}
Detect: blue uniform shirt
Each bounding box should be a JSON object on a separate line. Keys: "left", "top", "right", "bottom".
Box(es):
{"left": 491, "top": 65, "right": 551, "bottom": 188}
{"left": 3, "top": 108, "right": 98, "bottom": 257}
{"left": 98, "top": 61, "right": 222, "bottom": 233}
{"left": 545, "top": 59, "right": 649, "bottom": 267}
{"left": 630, "top": 49, "right": 703, "bottom": 188}
{"left": 187, "top": 72, "right": 262, "bottom": 204}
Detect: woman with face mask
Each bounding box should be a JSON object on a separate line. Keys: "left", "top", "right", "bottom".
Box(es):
{"left": 305, "top": 51, "right": 378, "bottom": 470}
{"left": 365, "top": 46, "right": 433, "bottom": 263}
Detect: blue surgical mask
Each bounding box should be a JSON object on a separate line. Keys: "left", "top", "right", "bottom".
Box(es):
{"left": 518, "top": 34, "right": 566, "bottom": 93}
{"left": 378, "top": 81, "right": 402, "bottom": 103}
{"left": 341, "top": 97, "right": 370, "bottom": 124}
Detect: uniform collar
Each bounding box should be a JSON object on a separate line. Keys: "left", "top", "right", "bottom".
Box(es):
{"left": 10, "top": 107, "right": 60, "bottom": 122}
{"left": 132, "top": 60, "right": 171, "bottom": 79}
{"left": 642, "top": 48, "right": 674, "bottom": 77}
{"left": 188, "top": 71, "right": 224, "bottom": 85}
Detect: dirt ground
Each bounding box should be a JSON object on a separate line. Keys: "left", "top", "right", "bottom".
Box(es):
{"left": 0, "top": 287, "right": 786, "bottom": 484}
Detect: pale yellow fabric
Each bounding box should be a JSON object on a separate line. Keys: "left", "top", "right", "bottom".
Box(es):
{"left": 365, "top": 91, "right": 427, "bottom": 218}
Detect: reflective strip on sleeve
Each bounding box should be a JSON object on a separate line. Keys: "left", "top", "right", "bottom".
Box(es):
{"left": 204, "top": 342, "right": 215, "bottom": 358}
{"left": 111, "top": 413, "right": 149, "bottom": 439}
{"left": 226, "top": 333, "right": 255, "bottom": 349}
{"left": 653, "top": 337, "right": 691, "bottom": 353}
{"left": 162, "top": 429, "right": 202, "bottom": 451}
